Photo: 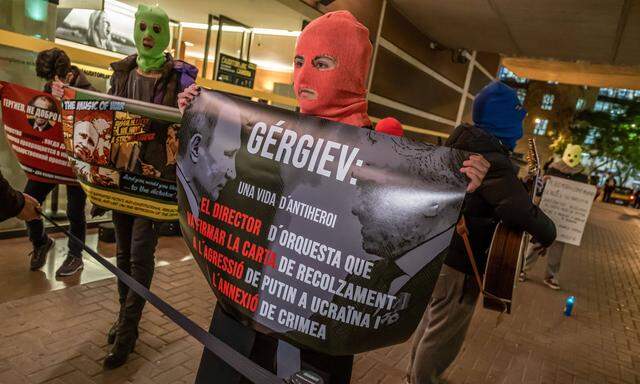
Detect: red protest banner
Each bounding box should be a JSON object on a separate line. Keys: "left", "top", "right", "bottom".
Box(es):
{"left": 0, "top": 81, "right": 77, "bottom": 184}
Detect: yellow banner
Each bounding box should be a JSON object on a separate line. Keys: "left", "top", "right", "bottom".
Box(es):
{"left": 80, "top": 182, "right": 178, "bottom": 221}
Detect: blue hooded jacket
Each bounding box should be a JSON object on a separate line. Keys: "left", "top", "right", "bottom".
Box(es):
{"left": 472, "top": 81, "right": 526, "bottom": 151}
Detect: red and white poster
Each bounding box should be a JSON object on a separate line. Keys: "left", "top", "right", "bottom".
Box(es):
{"left": 0, "top": 81, "right": 77, "bottom": 184}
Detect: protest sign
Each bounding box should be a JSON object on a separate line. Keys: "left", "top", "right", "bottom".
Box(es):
{"left": 178, "top": 90, "right": 468, "bottom": 355}
{"left": 62, "top": 87, "right": 181, "bottom": 221}
{"left": 539, "top": 176, "right": 596, "bottom": 246}
{"left": 0, "top": 81, "right": 77, "bottom": 184}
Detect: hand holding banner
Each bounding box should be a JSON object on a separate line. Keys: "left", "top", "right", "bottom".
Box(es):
{"left": 178, "top": 89, "right": 468, "bottom": 355}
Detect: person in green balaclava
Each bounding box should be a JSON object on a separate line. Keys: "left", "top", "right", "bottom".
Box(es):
{"left": 133, "top": 4, "right": 170, "bottom": 72}
{"left": 103, "top": 3, "right": 198, "bottom": 370}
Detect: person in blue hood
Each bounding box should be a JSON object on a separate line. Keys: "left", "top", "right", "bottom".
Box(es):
{"left": 472, "top": 80, "right": 527, "bottom": 151}
{"left": 406, "top": 81, "right": 556, "bottom": 384}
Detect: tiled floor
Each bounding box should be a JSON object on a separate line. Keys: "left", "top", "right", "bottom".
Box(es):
{"left": 0, "top": 229, "right": 193, "bottom": 304}
{"left": 0, "top": 202, "right": 639, "bottom": 383}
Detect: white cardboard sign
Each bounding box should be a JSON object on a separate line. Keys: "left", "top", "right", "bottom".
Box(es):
{"left": 539, "top": 176, "right": 596, "bottom": 246}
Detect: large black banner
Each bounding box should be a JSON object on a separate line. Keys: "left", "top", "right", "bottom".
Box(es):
{"left": 178, "top": 90, "right": 468, "bottom": 355}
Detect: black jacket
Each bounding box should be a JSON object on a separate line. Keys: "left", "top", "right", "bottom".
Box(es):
{"left": 0, "top": 171, "right": 25, "bottom": 222}
{"left": 444, "top": 125, "right": 556, "bottom": 275}
{"left": 107, "top": 54, "right": 197, "bottom": 183}
{"left": 108, "top": 53, "right": 197, "bottom": 107}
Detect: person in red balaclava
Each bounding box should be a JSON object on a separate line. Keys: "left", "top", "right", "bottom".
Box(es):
{"left": 293, "top": 11, "right": 371, "bottom": 128}
{"left": 179, "top": 11, "right": 489, "bottom": 384}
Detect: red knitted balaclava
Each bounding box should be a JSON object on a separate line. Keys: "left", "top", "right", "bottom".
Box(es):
{"left": 294, "top": 11, "right": 372, "bottom": 128}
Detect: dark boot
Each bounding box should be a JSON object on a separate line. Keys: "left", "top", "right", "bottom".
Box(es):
{"left": 107, "top": 318, "right": 119, "bottom": 345}
{"left": 103, "top": 332, "right": 137, "bottom": 370}
{"left": 108, "top": 300, "right": 126, "bottom": 345}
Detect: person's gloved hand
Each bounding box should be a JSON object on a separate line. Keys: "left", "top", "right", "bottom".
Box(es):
{"left": 461, "top": 154, "right": 490, "bottom": 192}
{"left": 177, "top": 84, "right": 200, "bottom": 114}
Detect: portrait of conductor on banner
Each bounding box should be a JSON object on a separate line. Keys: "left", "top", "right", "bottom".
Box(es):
{"left": 27, "top": 95, "right": 57, "bottom": 132}
{"left": 177, "top": 92, "right": 241, "bottom": 219}
{"left": 351, "top": 138, "right": 467, "bottom": 294}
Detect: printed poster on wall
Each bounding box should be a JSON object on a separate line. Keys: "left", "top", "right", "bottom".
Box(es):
{"left": 0, "top": 81, "right": 77, "bottom": 184}
{"left": 61, "top": 87, "right": 181, "bottom": 221}
{"left": 55, "top": 6, "right": 137, "bottom": 56}
{"left": 539, "top": 176, "right": 596, "bottom": 246}
{"left": 178, "top": 89, "right": 468, "bottom": 355}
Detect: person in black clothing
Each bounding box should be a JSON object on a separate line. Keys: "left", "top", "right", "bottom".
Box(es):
{"left": 633, "top": 189, "right": 640, "bottom": 209}
{"left": 102, "top": 4, "right": 198, "bottom": 370}
{"left": 407, "top": 81, "right": 557, "bottom": 384}
{"left": 25, "top": 48, "right": 93, "bottom": 277}
{"left": 0, "top": 171, "right": 40, "bottom": 223}
{"left": 603, "top": 173, "right": 616, "bottom": 203}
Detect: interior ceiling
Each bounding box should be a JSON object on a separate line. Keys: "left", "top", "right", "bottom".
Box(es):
{"left": 119, "top": 0, "right": 307, "bottom": 30}
{"left": 391, "top": 0, "right": 640, "bottom": 66}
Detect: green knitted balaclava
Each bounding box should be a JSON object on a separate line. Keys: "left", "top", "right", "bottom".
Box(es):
{"left": 134, "top": 4, "right": 170, "bottom": 72}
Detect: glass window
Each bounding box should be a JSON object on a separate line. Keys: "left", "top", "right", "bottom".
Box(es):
{"left": 575, "top": 98, "right": 586, "bottom": 110}
{"left": 517, "top": 88, "right": 527, "bottom": 104}
{"left": 584, "top": 129, "right": 598, "bottom": 145}
{"left": 541, "top": 94, "right": 554, "bottom": 110}
{"left": 594, "top": 101, "right": 610, "bottom": 112}
{"left": 497, "top": 66, "right": 528, "bottom": 84}
{"left": 617, "top": 89, "right": 632, "bottom": 100}
{"left": 599, "top": 88, "right": 615, "bottom": 97}
{"left": 610, "top": 104, "right": 626, "bottom": 116}
{"left": 533, "top": 119, "right": 548, "bottom": 135}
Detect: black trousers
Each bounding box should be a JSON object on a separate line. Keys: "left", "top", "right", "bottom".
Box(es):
{"left": 112, "top": 212, "right": 158, "bottom": 344}
{"left": 195, "top": 304, "right": 354, "bottom": 384}
{"left": 24, "top": 180, "right": 86, "bottom": 257}
{"left": 603, "top": 187, "right": 613, "bottom": 202}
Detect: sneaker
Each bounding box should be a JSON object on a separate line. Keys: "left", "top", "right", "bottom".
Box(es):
{"left": 30, "top": 237, "right": 54, "bottom": 271}
{"left": 55, "top": 256, "right": 84, "bottom": 277}
{"left": 543, "top": 278, "right": 560, "bottom": 290}
{"left": 518, "top": 272, "right": 527, "bottom": 282}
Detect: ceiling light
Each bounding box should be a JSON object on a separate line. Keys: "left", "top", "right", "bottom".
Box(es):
{"left": 104, "top": 0, "right": 137, "bottom": 14}
{"left": 252, "top": 28, "right": 301, "bottom": 37}
{"left": 184, "top": 52, "right": 293, "bottom": 73}
{"left": 180, "top": 22, "right": 247, "bottom": 33}
{"left": 250, "top": 59, "right": 294, "bottom": 73}
{"left": 180, "top": 22, "right": 300, "bottom": 37}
